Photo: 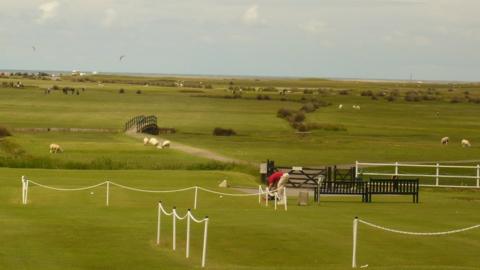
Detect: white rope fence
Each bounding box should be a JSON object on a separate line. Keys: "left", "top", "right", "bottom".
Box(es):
{"left": 352, "top": 217, "right": 480, "bottom": 268}
{"left": 21, "top": 176, "right": 287, "bottom": 211}
{"left": 156, "top": 202, "right": 209, "bottom": 267}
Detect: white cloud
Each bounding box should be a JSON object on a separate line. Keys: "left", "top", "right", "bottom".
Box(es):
{"left": 413, "top": 35, "right": 431, "bottom": 46}
{"left": 102, "top": 8, "right": 117, "bottom": 28}
{"left": 37, "top": 1, "right": 59, "bottom": 23}
{"left": 299, "top": 20, "right": 328, "bottom": 34}
{"left": 242, "top": 4, "right": 264, "bottom": 26}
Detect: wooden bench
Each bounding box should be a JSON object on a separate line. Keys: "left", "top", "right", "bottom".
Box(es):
{"left": 316, "top": 181, "right": 367, "bottom": 202}
{"left": 367, "top": 178, "right": 419, "bottom": 203}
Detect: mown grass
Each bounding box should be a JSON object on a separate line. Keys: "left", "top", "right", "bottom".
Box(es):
{"left": 1, "top": 78, "right": 480, "bottom": 166}
{"left": 1, "top": 168, "right": 480, "bottom": 270}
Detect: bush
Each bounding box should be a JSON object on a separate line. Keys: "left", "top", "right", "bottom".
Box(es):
{"left": 0, "top": 126, "right": 11, "bottom": 137}
{"left": 305, "top": 122, "right": 347, "bottom": 131}
{"left": 292, "top": 112, "right": 306, "bottom": 122}
{"left": 300, "top": 103, "right": 316, "bottom": 113}
{"left": 386, "top": 96, "right": 396, "bottom": 102}
{"left": 338, "top": 90, "right": 350, "bottom": 95}
{"left": 136, "top": 90, "right": 142, "bottom": 94}
{"left": 404, "top": 91, "right": 420, "bottom": 102}
{"left": 213, "top": 127, "right": 236, "bottom": 136}
{"left": 361, "top": 90, "right": 374, "bottom": 96}
{"left": 119, "top": 88, "right": 125, "bottom": 94}
{"left": 277, "top": 108, "right": 294, "bottom": 119}
{"left": 450, "top": 97, "right": 462, "bottom": 103}
{"left": 371, "top": 95, "right": 378, "bottom": 100}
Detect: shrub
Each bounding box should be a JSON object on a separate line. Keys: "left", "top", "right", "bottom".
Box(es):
{"left": 119, "top": 88, "right": 125, "bottom": 94}
{"left": 450, "top": 97, "right": 462, "bottom": 103}
{"left": 213, "top": 127, "right": 236, "bottom": 136}
{"left": 292, "top": 112, "right": 306, "bottom": 122}
{"left": 386, "top": 96, "right": 396, "bottom": 102}
{"left": 360, "top": 90, "right": 374, "bottom": 96}
{"left": 300, "top": 103, "right": 316, "bottom": 113}
{"left": 404, "top": 91, "right": 420, "bottom": 102}
{"left": 277, "top": 108, "right": 294, "bottom": 119}
{"left": 338, "top": 90, "right": 350, "bottom": 95}
{"left": 136, "top": 90, "right": 142, "bottom": 94}
{"left": 371, "top": 95, "right": 378, "bottom": 100}
{"left": 0, "top": 126, "right": 12, "bottom": 137}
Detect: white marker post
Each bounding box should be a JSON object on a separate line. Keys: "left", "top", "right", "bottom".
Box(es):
{"left": 24, "top": 178, "right": 29, "bottom": 205}
{"left": 274, "top": 192, "right": 277, "bottom": 211}
{"left": 352, "top": 217, "right": 358, "bottom": 268}
{"left": 106, "top": 181, "right": 110, "bottom": 206}
{"left": 258, "top": 185, "right": 262, "bottom": 204}
{"left": 172, "top": 207, "right": 177, "bottom": 251}
{"left": 201, "top": 216, "right": 209, "bottom": 268}
{"left": 21, "top": 176, "right": 26, "bottom": 205}
{"left": 194, "top": 187, "right": 198, "bottom": 210}
{"left": 186, "top": 209, "right": 191, "bottom": 258}
{"left": 265, "top": 188, "right": 269, "bottom": 206}
{"left": 283, "top": 187, "right": 288, "bottom": 211}
{"left": 156, "top": 201, "right": 162, "bottom": 245}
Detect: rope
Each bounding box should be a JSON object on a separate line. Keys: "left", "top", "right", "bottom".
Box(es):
{"left": 358, "top": 219, "right": 480, "bottom": 236}
{"left": 158, "top": 203, "right": 174, "bottom": 216}
{"left": 109, "top": 182, "right": 195, "bottom": 193}
{"left": 28, "top": 180, "right": 107, "bottom": 191}
{"left": 188, "top": 211, "right": 208, "bottom": 223}
{"left": 197, "top": 187, "right": 264, "bottom": 197}
{"left": 173, "top": 210, "right": 189, "bottom": 220}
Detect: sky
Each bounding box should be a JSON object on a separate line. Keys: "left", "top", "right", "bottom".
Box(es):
{"left": 0, "top": 0, "right": 479, "bottom": 81}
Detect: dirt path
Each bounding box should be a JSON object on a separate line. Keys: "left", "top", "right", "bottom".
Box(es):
{"left": 125, "top": 130, "right": 255, "bottom": 166}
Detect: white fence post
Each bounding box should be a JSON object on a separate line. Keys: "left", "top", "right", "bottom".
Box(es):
{"left": 284, "top": 187, "right": 288, "bottom": 211}
{"left": 477, "top": 165, "right": 480, "bottom": 188}
{"left": 25, "top": 179, "right": 29, "bottom": 205}
{"left": 352, "top": 217, "right": 358, "bottom": 268}
{"left": 172, "top": 207, "right": 177, "bottom": 251}
{"left": 258, "top": 185, "right": 262, "bottom": 204}
{"left": 106, "top": 181, "right": 110, "bottom": 206}
{"left": 394, "top": 162, "right": 399, "bottom": 176}
{"left": 156, "top": 202, "right": 161, "bottom": 245}
{"left": 355, "top": 161, "right": 359, "bottom": 178}
{"left": 265, "top": 188, "right": 269, "bottom": 206}
{"left": 201, "top": 217, "right": 209, "bottom": 268}
{"left": 436, "top": 163, "right": 440, "bottom": 186}
{"left": 21, "top": 176, "right": 26, "bottom": 205}
{"left": 274, "top": 192, "right": 277, "bottom": 211}
{"left": 186, "top": 210, "right": 191, "bottom": 258}
{"left": 194, "top": 186, "right": 198, "bottom": 210}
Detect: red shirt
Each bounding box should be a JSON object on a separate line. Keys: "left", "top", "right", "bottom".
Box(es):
{"left": 268, "top": 172, "right": 284, "bottom": 185}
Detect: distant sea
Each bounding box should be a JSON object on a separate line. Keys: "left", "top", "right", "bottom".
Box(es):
{"left": 0, "top": 68, "right": 476, "bottom": 84}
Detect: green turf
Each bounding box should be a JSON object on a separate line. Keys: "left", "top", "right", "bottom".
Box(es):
{"left": 1, "top": 168, "right": 479, "bottom": 270}
{"left": 1, "top": 77, "right": 480, "bottom": 166}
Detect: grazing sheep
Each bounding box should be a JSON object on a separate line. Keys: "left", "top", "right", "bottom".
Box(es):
{"left": 338, "top": 104, "right": 343, "bottom": 109}
{"left": 49, "top": 143, "right": 63, "bottom": 153}
{"left": 353, "top": 105, "right": 361, "bottom": 110}
{"left": 148, "top": 137, "right": 159, "bottom": 146}
{"left": 161, "top": 140, "right": 171, "bottom": 149}
{"left": 143, "top": 137, "right": 149, "bottom": 145}
{"left": 441, "top": 137, "right": 449, "bottom": 145}
{"left": 461, "top": 139, "right": 471, "bottom": 147}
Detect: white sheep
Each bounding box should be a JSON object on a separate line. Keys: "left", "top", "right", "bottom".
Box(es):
{"left": 148, "top": 137, "right": 159, "bottom": 146}
{"left": 143, "top": 137, "right": 149, "bottom": 145}
{"left": 49, "top": 143, "right": 63, "bottom": 153}
{"left": 441, "top": 137, "right": 449, "bottom": 145}
{"left": 161, "top": 140, "right": 171, "bottom": 149}
{"left": 461, "top": 139, "right": 471, "bottom": 147}
{"left": 338, "top": 104, "right": 343, "bottom": 109}
{"left": 353, "top": 105, "right": 361, "bottom": 110}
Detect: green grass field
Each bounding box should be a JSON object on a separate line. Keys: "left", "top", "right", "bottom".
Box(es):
{"left": 1, "top": 168, "right": 480, "bottom": 270}
{"left": 1, "top": 75, "right": 480, "bottom": 269}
